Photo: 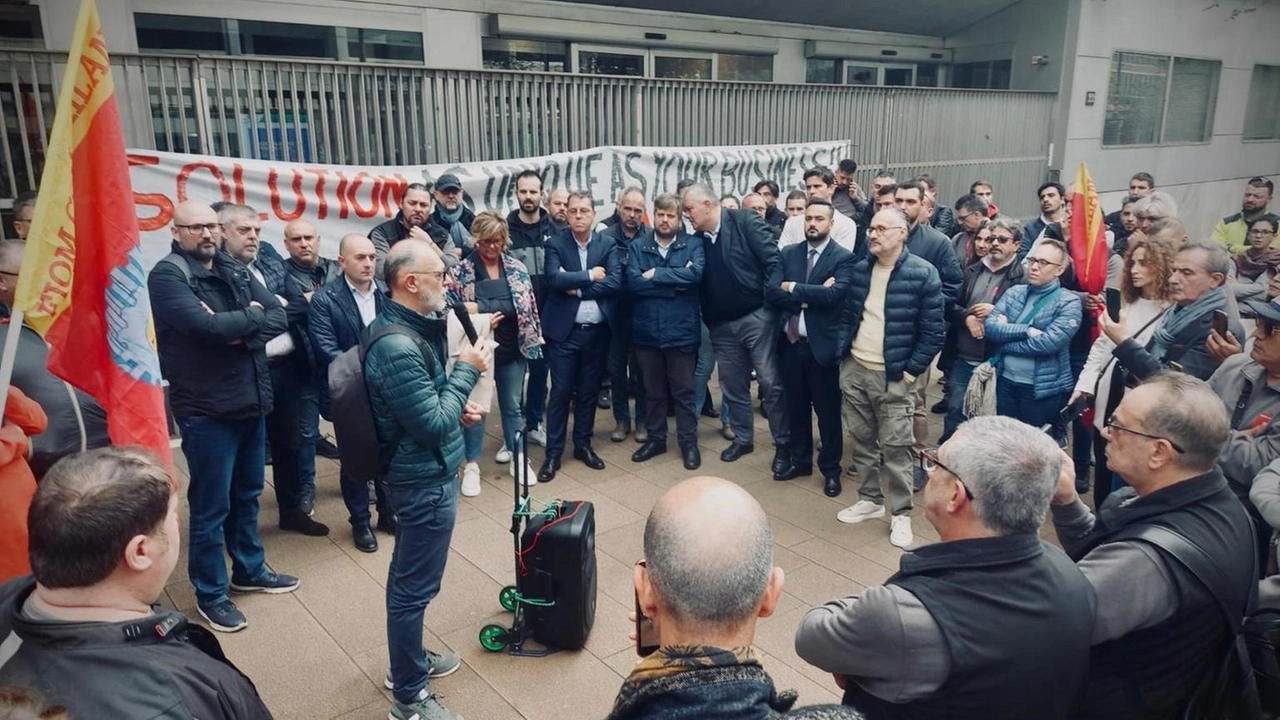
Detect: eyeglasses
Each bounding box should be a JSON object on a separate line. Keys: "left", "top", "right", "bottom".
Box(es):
{"left": 1249, "top": 229, "right": 1277, "bottom": 237}
{"left": 476, "top": 238, "right": 506, "bottom": 247}
{"left": 175, "top": 223, "right": 219, "bottom": 234}
{"left": 989, "top": 235, "right": 1016, "bottom": 245}
{"left": 868, "top": 225, "right": 906, "bottom": 234}
{"left": 1259, "top": 319, "right": 1280, "bottom": 336}
{"left": 1104, "top": 419, "right": 1186, "bottom": 453}
{"left": 410, "top": 270, "right": 446, "bottom": 281}
{"left": 1027, "top": 257, "right": 1061, "bottom": 268}
{"left": 920, "top": 449, "right": 973, "bottom": 500}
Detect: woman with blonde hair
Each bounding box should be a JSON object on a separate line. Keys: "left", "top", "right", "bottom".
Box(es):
{"left": 1070, "top": 234, "right": 1177, "bottom": 505}
{"left": 448, "top": 210, "right": 544, "bottom": 497}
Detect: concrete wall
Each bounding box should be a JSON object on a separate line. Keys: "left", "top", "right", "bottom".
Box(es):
{"left": 944, "top": 0, "right": 1069, "bottom": 92}
{"left": 1059, "top": 0, "right": 1280, "bottom": 238}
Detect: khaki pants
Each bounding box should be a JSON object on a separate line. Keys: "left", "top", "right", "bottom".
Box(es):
{"left": 911, "top": 363, "right": 934, "bottom": 457}
{"left": 840, "top": 358, "right": 915, "bottom": 516}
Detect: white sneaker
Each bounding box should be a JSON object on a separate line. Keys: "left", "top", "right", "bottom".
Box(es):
{"left": 837, "top": 500, "right": 886, "bottom": 525}
{"left": 889, "top": 515, "right": 914, "bottom": 548}
{"left": 495, "top": 445, "right": 512, "bottom": 464}
{"left": 461, "top": 462, "right": 482, "bottom": 497}
{"left": 526, "top": 425, "right": 547, "bottom": 447}
{"left": 510, "top": 454, "right": 538, "bottom": 487}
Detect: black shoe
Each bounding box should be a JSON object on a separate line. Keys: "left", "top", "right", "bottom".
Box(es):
{"left": 824, "top": 475, "right": 843, "bottom": 497}
{"left": 930, "top": 399, "right": 948, "bottom": 414}
{"left": 352, "top": 524, "right": 377, "bottom": 553}
{"left": 721, "top": 443, "right": 754, "bottom": 462}
{"left": 1074, "top": 464, "right": 1091, "bottom": 494}
{"left": 299, "top": 485, "right": 316, "bottom": 516}
{"left": 538, "top": 457, "right": 560, "bottom": 482}
{"left": 280, "top": 510, "right": 330, "bottom": 537}
{"left": 597, "top": 395, "right": 612, "bottom": 410}
{"left": 375, "top": 515, "right": 398, "bottom": 535}
{"left": 774, "top": 464, "right": 812, "bottom": 482}
{"left": 771, "top": 445, "right": 792, "bottom": 476}
{"left": 912, "top": 466, "right": 928, "bottom": 492}
{"left": 700, "top": 403, "right": 719, "bottom": 419}
{"left": 682, "top": 445, "right": 701, "bottom": 470}
{"left": 758, "top": 402, "right": 768, "bottom": 418}
{"left": 316, "top": 437, "right": 341, "bottom": 460}
{"left": 574, "top": 446, "right": 606, "bottom": 470}
{"left": 631, "top": 441, "right": 668, "bottom": 463}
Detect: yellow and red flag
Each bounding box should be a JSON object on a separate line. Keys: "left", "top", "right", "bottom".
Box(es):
{"left": 12, "top": 0, "right": 171, "bottom": 462}
{"left": 1068, "top": 163, "right": 1110, "bottom": 338}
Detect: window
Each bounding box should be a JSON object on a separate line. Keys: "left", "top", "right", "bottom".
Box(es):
{"left": 135, "top": 14, "right": 423, "bottom": 63}
{"left": 0, "top": 5, "right": 43, "bottom": 48}
{"left": 654, "top": 53, "right": 713, "bottom": 80}
{"left": 806, "top": 58, "right": 838, "bottom": 84}
{"left": 1103, "top": 51, "right": 1221, "bottom": 146}
{"left": 577, "top": 47, "right": 646, "bottom": 77}
{"left": 717, "top": 53, "right": 772, "bottom": 82}
{"left": 951, "top": 60, "right": 1011, "bottom": 89}
{"left": 482, "top": 39, "right": 567, "bottom": 72}
{"left": 1245, "top": 65, "right": 1280, "bottom": 141}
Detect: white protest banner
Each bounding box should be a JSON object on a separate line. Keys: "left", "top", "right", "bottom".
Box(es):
{"left": 127, "top": 139, "right": 851, "bottom": 268}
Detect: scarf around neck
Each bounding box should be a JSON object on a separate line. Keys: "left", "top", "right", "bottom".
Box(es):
{"left": 1150, "top": 286, "right": 1225, "bottom": 361}
{"left": 1234, "top": 247, "right": 1280, "bottom": 281}
{"left": 437, "top": 204, "right": 472, "bottom": 250}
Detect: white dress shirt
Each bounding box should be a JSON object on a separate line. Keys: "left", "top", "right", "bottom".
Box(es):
{"left": 793, "top": 239, "right": 830, "bottom": 338}
{"left": 247, "top": 261, "right": 295, "bottom": 358}
{"left": 574, "top": 238, "right": 604, "bottom": 325}
{"left": 780, "top": 212, "right": 858, "bottom": 254}
{"left": 346, "top": 276, "right": 378, "bottom": 327}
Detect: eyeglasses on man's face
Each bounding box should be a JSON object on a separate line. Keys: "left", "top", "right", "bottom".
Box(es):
{"left": 1104, "top": 418, "right": 1186, "bottom": 453}
{"left": 920, "top": 449, "right": 973, "bottom": 500}
{"left": 175, "top": 223, "right": 219, "bottom": 234}
{"left": 410, "top": 270, "right": 446, "bottom": 281}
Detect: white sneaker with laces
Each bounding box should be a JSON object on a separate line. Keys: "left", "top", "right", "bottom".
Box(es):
{"left": 526, "top": 425, "right": 547, "bottom": 447}
{"left": 889, "top": 515, "right": 914, "bottom": 548}
{"left": 495, "top": 445, "right": 512, "bottom": 464}
{"left": 510, "top": 453, "right": 538, "bottom": 487}
{"left": 461, "top": 462, "right": 482, "bottom": 497}
{"left": 837, "top": 499, "right": 885, "bottom": 525}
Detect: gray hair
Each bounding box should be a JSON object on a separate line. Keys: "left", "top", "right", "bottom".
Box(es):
{"left": 874, "top": 207, "right": 911, "bottom": 229}
{"left": 1148, "top": 216, "right": 1188, "bottom": 242}
{"left": 217, "top": 203, "right": 257, "bottom": 227}
{"left": 653, "top": 193, "right": 680, "bottom": 213}
{"left": 683, "top": 183, "right": 718, "bottom": 206}
{"left": 617, "top": 186, "right": 645, "bottom": 204}
{"left": 383, "top": 240, "right": 436, "bottom": 289}
{"left": 947, "top": 416, "right": 1061, "bottom": 535}
{"left": 1132, "top": 191, "right": 1179, "bottom": 221}
{"left": 988, "top": 214, "right": 1025, "bottom": 245}
{"left": 1139, "top": 372, "right": 1229, "bottom": 471}
{"left": 643, "top": 482, "right": 773, "bottom": 628}
{"left": 1180, "top": 240, "right": 1231, "bottom": 279}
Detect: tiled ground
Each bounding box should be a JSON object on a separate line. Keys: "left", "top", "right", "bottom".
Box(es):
{"left": 162, "top": 377, "right": 1076, "bottom": 720}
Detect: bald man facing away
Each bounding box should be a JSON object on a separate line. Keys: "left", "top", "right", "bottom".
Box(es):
{"left": 608, "top": 476, "right": 864, "bottom": 720}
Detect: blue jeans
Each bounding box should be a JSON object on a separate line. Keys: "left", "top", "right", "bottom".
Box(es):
{"left": 297, "top": 379, "right": 319, "bottom": 489}
{"left": 941, "top": 360, "right": 979, "bottom": 444}
{"left": 179, "top": 415, "right": 268, "bottom": 606}
{"left": 996, "top": 378, "right": 1066, "bottom": 439}
{"left": 464, "top": 358, "right": 527, "bottom": 460}
{"left": 385, "top": 481, "right": 458, "bottom": 703}
{"left": 692, "top": 322, "right": 728, "bottom": 418}
{"left": 524, "top": 356, "right": 547, "bottom": 429}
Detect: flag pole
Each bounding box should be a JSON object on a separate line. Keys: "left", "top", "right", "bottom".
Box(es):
{"left": 0, "top": 310, "right": 25, "bottom": 419}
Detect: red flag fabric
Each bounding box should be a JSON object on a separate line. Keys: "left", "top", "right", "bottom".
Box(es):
{"left": 12, "top": 0, "right": 172, "bottom": 463}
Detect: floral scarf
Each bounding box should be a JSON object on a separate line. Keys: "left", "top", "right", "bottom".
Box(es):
{"left": 613, "top": 645, "right": 758, "bottom": 709}
{"left": 447, "top": 254, "right": 544, "bottom": 360}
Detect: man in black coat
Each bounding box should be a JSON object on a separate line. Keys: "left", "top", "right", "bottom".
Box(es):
{"left": 766, "top": 199, "right": 856, "bottom": 497}
{"left": 308, "top": 234, "right": 392, "bottom": 553}
{"left": 684, "top": 184, "right": 792, "bottom": 475}
{"left": 602, "top": 186, "right": 650, "bottom": 443}
{"left": 369, "top": 182, "right": 455, "bottom": 276}
{"left": 148, "top": 200, "right": 296, "bottom": 633}
{"left": 537, "top": 192, "right": 622, "bottom": 482}
{"left": 506, "top": 170, "right": 557, "bottom": 447}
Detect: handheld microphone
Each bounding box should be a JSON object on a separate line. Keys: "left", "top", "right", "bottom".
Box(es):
{"left": 452, "top": 303, "right": 479, "bottom": 345}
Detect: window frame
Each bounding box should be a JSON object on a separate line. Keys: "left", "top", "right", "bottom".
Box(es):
{"left": 1243, "top": 63, "right": 1280, "bottom": 144}
{"left": 1102, "top": 49, "right": 1222, "bottom": 149}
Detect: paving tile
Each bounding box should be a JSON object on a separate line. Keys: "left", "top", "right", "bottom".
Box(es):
{"left": 757, "top": 648, "right": 843, "bottom": 708}
{"left": 782, "top": 563, "right": 866, "bottom": 608}
{"left": 423, "top": 551, "right": 509, "bottom": 637}
{"left": 451, "top": 514, "right": 524, "bottom": 584}
{"left": 594, "top": 520, "right": 646, "bottom": 567}
{"left": 293, "top": 554, "right": 389, "bottom": 656}
{"left": 582, "top": 591, "right": 641, "bottom": 660}
{"left": 790, "top": 536, "right": 896, "bottom": 588}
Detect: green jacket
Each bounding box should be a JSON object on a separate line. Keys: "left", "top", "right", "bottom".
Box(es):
{"left": 364, "top": 300, "right": 479, "bottom": 487}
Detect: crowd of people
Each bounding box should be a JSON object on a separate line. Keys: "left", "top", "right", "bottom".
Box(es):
{"left": 0, "top": 164, "right": 1277, "bottom": 719}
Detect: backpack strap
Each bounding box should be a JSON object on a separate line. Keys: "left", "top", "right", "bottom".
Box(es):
{"left": 160, "top": 252, "right": 197, "bottom": 290}
{"left": 358, "top": 322, "right": 444, "bottom": 471}
{"left": 1122, "top": 524, "right": 1251, "bottom": 633}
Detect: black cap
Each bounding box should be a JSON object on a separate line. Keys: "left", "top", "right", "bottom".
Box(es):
{"left": 435, "top": 173, "right": 462, "bottom": 191}
{"left": 1247, "top": 297, "right": 1280, "bottom": 323}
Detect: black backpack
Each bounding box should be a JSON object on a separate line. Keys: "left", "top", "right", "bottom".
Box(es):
{"left": 327, "top": 323, "right": 436, "bottom": 483}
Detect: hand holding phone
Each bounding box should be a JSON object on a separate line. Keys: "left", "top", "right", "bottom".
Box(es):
{"left": 635, "top": 589, "right": 659, "bottom": 656}
{"left": 1213, "top": 309, "right": 1229, "bottom": 339}
{"left": 1105, "top": 288, "right": 1122, "bottom": 323}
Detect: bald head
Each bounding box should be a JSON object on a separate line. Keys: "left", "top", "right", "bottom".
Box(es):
{"left": 283, "top": 219, "right": 320, "bottom": 267}
{"left": 338, "top": 234, "right": 376, "bottom": 288}
{"left": 643, "top": 477, "right": 774, "bottom": 628}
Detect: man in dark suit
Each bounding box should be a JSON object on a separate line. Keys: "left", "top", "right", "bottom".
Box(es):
{"left": 683, "top": 184, "right": 791, "bottom": 473}
{"left": 308, "top": 234, "right": 391, "bottom": 553}
{"left": 538, "top": 192, "right": 623, "bottom": 482}
{"left": 766, "top": 199, "right": 856, "bottom": 497}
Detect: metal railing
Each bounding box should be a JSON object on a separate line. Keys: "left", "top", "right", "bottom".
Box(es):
{"left": 0, "top": 50, "right": 1055, "bottom": 218}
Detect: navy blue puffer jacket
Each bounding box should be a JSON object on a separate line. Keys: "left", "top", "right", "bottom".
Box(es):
{"left": 834, "top": 249, "right": 946, "bottom": 382}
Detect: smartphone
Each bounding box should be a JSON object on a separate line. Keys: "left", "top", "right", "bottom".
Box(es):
{"left": 1060, "top": 395, "right": 1091, "bottom": 425}
{"left": 1105, "top": 288, "right": 1122, "bottom": 323}
{"left": 1213, "top": 309, "right": 1229, "bottom": 338}
{"left": 635, "top": 589, "right": 659, "bottom": 657}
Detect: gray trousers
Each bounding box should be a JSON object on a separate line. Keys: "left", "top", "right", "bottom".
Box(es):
{"left": 708, "top": 307, "right": 789, "bottom": 447}
{"left": 840, "top": 358, "right": 915, "bottom": 516}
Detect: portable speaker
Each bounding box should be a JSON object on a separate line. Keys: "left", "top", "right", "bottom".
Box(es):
{"left": 519, "top": 500, "right": 597, "bottom": 650}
